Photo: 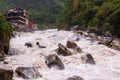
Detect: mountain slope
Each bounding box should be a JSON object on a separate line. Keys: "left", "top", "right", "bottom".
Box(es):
{"left": 0, "top": 0, "right": 65, "bottom": 28}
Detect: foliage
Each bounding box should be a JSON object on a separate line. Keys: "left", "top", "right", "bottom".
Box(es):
{"left": 57, "top": 0, "right": 120, "bottom": 37}
{"left": 0, "top": 0, "right": 65, "bottom": 29}
{"left": 0, "top": 14, "right": 12, "bottom": 42}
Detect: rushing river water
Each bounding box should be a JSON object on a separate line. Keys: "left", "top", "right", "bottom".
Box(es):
{"left": 1, "top": 29, "right": 120, "bottom": 80}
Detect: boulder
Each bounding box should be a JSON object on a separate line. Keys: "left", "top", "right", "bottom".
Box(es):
{"left": 36, "top": 42, "right": 46, "bottom": 48}
{"left": 15, "top": 67, "right": 42, "bottom": 79}
{"left": 75, "top": 47, "right": 82, "bottom": 53}
{"left": 98, "top": 38, "right": 113, "bottom": 47}
{"left": 25, "top": 42, "right": 32, "bottom": 47}
{"left": 66, "top": 41, "right": 82, "bottom": 53}
{"left": 45, "top": 54, "right": 64, "bottom": 70}
{"left": 111, "top": 39, "right": 120, "bottom": 51}
{"left": 86, "top": 54, "right": 95, "bottom": 65}
{"left": 57, "top": 43, "right": 73, "bottom": 56}
{"left": 88, "top": 33, "right": 98, "bottom": 40}
{"left": 66, "top": 41, "right": 77, "bottom": 49}
{"left": 67, "top": 75, "right": 84, "bottom": 80}
{"left": 0, "top": 68, "right": 13, "bottom": 80}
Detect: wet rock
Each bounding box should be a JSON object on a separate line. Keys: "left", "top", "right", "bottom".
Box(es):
{"left": 75, "top": 47, "right": 82, "bottom": 53}
{"left": 111, "top": 39, "right": 120, "bottom": 51}
{"left": 36, "top": 42, "right": 46, "bottom": 48}
{"left": 67, "top": 75, "right": 84, "bottom": 80}
{"left": 98, "top": 38, "right": 113, "bottom": 47}
{"left": 25, "top": 42, "right": 32, "bottom": 47}
{"left": 88, "top": 33, "right": 98, "bottom": 41}
{"left": 66, "top": 41, "right": 77, "bottom": 49}
{"left": 15, "top": 67, "right": 42, "bottom": 79}
{"left": 57, "top": 43, "right": 73, "bottom": 56}
{"left": 3, "top": 61, "right": 9, "bottom": 64}
{"left": 0, "top": 68, "right": 13, "bottom": 80}
{"left": 45, "top": 54, "right": 64, "bottom": 70}
{"left": 86, "top": 54, "right": 95, "bottom": 65}
{"left": 66, "top": 41, "right": 82, "bottom": 53}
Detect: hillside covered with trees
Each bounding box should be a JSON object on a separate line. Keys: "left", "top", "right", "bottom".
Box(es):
{"left": 0, "top": 0, "right": 65, "bottom": 28}
{"left": 0, "top": 0, "right": 120, "bottom": 37}
{"left": 57, "top": 0, "right": 120, "bottom": 37}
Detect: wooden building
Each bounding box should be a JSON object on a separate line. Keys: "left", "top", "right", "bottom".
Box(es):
{"left": 4, "top": 8, "right": 28, "bottom": 29}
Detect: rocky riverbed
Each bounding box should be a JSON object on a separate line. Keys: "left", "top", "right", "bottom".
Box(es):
{"left": 0, "top": 29, "right": 120, "bottom": 80}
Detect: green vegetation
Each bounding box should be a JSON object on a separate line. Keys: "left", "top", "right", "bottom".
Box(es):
{"left": 57, "top": 0, "right": 120, "bottom": 37}
{"left": 1, "top": 0, "right": 65, "bottom": 29}
{"left": 0, "top": 0, "right": 120, "bottom": 37}
{"left": 0, "top": 14, "right": 12, "bottom": 56}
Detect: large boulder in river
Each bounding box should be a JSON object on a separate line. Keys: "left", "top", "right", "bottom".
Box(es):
{"left": 98, "top": 38, "right": 113, "bottom": 47}
{"left": 0, "top": 15, "right": 12, "bottom": 60}
{"left": 86, "top": 54, "right": 95, "bottom": 65}
{"left": 111, "top": 39, "right": 120, "bottom": 51}
{"left": 57, "top": 43, "right": 74, "bottom": 56}
{"left": 56, "top": 43, "right": 82, "bottom": 56}
{"left": 45, "top": 54, "right": 64, "bottom": 70}
{"left": 81, "top": 54, "right": 95, "bottom": 65}
{"left": 66, "top": 41, "right": 77, "bottom": 49}
{"left": 66, "top": 41, "right": 82, "bottom": 53}
{"left": 15, "top": 67, "right": 42, "bottom": 79}
{"left": 0, "top": 68, "right": 13, "bottom": 80}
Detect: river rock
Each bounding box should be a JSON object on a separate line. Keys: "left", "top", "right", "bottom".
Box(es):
{"left": 0, "top": 68, "right": 13, "bottom": 80}
{"left": 86, "top": 54, "right": 95, "bottom": 65}
{"left": 15, "top": 66, "right": 42, "bottom": 79}
{"left": 25, "top": 42, "right": 32, "bottom": 47}
{"left": 45, "top": 54, "right": 64, "bottom": 70}
{"left": 111, "top": 39, "right": 120, "bottom": 51}
{"left": 57, "top": 43, "right": 73, "bottom": 56}
{"left": 67, "top": 75, "right": 84, "bottom": 80}
{"left": 66, "top": 41, "right": 77, "bottom": 49}
{"left": 98, "top": 38, "right": 113, "bottom": 47}
{"left": 66, "top": 41, "right": 82, "bottom": 53}
{"left": 36, "top": 42, "right": 46, "bottom": 48}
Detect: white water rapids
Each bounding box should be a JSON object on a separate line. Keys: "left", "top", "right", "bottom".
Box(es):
{"left": 1, "top": 29, "right": 120, "bottom": 80}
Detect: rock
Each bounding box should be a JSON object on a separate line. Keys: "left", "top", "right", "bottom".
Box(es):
{"left": 86, "top": 54, "right": 95, "bottom": 65}
{"left": 57, "top": 43, "right": 73, "bottom": 56}
{"left": 66, "top": 41, "right": 77, "bottom": 49}
{"left": 88, "top": 33, "right": 98, "bottom": 40}
{"left": 98, "top": 38, "right": 113, "bottom": 47}
{"left": 66, "top": 41, "right": 82, "bottom": 53}
{"left": 25, "top": 42, "right": 32, "bottom": 47}
{"left": 111, "top": 39, "right": 120, "bottom": 51}
{"left": 36, "top": 42, "right": 46, "bottom": 48}
{"left": 15, "top": 67, "right": 42, "bottom": 79}
{"left": 45, "top": 54, "right": 64, "bottom": 70}
{"left": 67, "top": 75, "right": 84, "bottom": 80}
{"left": 75, "top": 47, "right": 82, "bottom": 53}
{"left": 0, "top": 68, "right": 13, "bottom": 80}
